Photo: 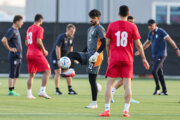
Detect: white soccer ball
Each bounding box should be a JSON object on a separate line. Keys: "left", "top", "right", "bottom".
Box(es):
{"left": 58, "top": 57, "right": 71, "bottom": 69}
{"left": 97, "top": 83, "right": 102, "bottom": 92}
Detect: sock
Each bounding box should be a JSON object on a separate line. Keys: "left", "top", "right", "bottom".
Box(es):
{"left": 12, "top": 87, "right": 15, "bottom": 90}
{"left": 40, "top": 86, "right": 46, "bottom": 93}
{"left": 9, "top": 87, "right": 13, "bottom": 91}
{"left": 56, "top": 88, "right": 60, "bottom": 92}
{"left": 88, "top": 73, "right": 98, "bottom": 101}
{"left": 27, "top": 89, "right": 32, "bottom": 95}
{"left": 91, "top": 101, "right": 97, "bottom": 104}
{"left": 105, "top": 104, "right": 110, "bottom": 111}
{"left": 124, "top": 104, "right": 130, "bottom": 112}
{"left": 68, "top": 86, "right": 72, "bottom": 91}
{"left": 112, "top": 87, "right": 116, "bottom": 95}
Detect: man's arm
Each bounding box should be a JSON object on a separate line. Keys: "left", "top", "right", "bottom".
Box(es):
{"left": 56, "top": 46, "right": 61, "bottom": 60}
{"left": 37, "top": 38, "right": 48, "bottom": 56}
{"left": 134, "top": 39, "right": 150, "bottom": 70}
{"left": 69, "top": 46, "right": 73, "bottom": 52}
{"left": 135, "top": 40, "right": 151, "bottom": 56}
{"left": 165, "top": 35, "right": 180, "bottom": 56}
{"left": 1, "top": 37, "right": 17, "bottom": 52}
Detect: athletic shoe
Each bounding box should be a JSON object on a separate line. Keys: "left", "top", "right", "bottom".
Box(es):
{"left": 56, "top": 91, "right": 63, "bottom": 95}
{"left": 8, "top": 91, "right": 21, "bottom": 96}
{"left": 68, "top": 89, "right": 77, "bottom": 95}
{"left": 123, "top": 110, "right": 130, "bottom": 117}
{"left": 85, "top": 102, "right": 98, "bottom": 109}
{"left": 27, "top": 94, "right": 36, "bottom": 99}
{"left": 38, "top": 92, "right": 51, "bottom": 99}
{"left": 153, "top": 89, "right": 160, "bottom": 95}
{"left": 61, "top": 69, "right": 75, "bottom": 77}
{"left": 111, "top": 96, "right": 114, "bottom": 103}
{"left": 130, "top": 98, "right": 140, "bottom": 103}
{"left": 159, "top": 91, "right": 168, "bottom": 95}
{"left": 99, "top": 110, "right": 110, "bottom": 117}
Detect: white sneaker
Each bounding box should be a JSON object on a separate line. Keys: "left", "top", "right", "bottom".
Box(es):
{"left": 27, "top": 94, "right": 36, "bottom": 99}
{"left": 85, "top": 103, "right": 98, "bottom": 109}
{"left": 38, "top": 92, "right": 51, "bottom": 99}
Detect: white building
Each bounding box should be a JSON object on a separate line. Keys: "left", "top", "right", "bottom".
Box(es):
{"left": 24, "top": 0, "right": 180, "bottom": 24}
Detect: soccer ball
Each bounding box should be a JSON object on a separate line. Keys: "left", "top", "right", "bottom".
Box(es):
{"left": 97, "top": 83, "right": 102, "bottom": 92}
{"left": 58, "top": 57, "right": 71, "bottom": 69}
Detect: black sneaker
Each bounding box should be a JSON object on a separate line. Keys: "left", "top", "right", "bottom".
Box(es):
{"left": 68, "top": 89, "right": 77, "bottom": 95}
{"left": 56, "top": 91, "right": 63, "bottom": 95}
{"left": 153, "top": 89, "right": 160, "bottom": 95}
{"left": 159, "top": 91, "right": 168, "bottom": 95}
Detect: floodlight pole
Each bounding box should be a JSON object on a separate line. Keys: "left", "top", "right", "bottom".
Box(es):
{"left": 56, "top": 0, "right": 59, "bottom": 23}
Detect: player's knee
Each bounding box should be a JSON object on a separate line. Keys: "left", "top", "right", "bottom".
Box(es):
{"left": 44, "top": 69, "right": 51, "bottom": 76}
{"left": 152, "top": 69, "right": 157, "bottom": 75}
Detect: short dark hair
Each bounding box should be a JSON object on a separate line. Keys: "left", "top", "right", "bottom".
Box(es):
{"left": 88, "top": 9, "right": 101, "bottom": 18}
{"left": 13, "top": 15, "right": 23, "bottom": 23}
{"left": 119, "top": 5, "right": 129, "bottom": 17}
{"left": 128, "top": 16, "right": 134, "bottom": 20}
{"left": 66, "top": 24, "right": 76, "bottom": 30}
{"left": 34, "top": 14, "right": 43, "bottom": 22}
{"left": 148, "top": 19, "right": 156, "bottom": 25}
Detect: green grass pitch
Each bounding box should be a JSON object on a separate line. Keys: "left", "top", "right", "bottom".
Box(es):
{"left": 0, "top": 77, "right": 180, "bottom": 120}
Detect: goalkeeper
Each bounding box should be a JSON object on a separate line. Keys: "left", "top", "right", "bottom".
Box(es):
{"left": 66, "top": 9, "right": 105, "bottom": 109}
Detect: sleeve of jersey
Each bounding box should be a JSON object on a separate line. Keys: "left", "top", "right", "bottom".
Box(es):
{"left": 161, "top": 29, "right": 168, "bottom": 39}
{"left": 56, "top": 36, "right": 63, "bottom": 47}
{"left": 133, "top": 25, "right": 141, "bottom": 41}
{"left": 97, "top": 27, "right": 105, "bottom": 39}
{"left": 105, "top": 23, "right": 112, "bottom": 39}
{"left": 5, "top": 29, "right": 14, "bottom": 41}
{"left": 37, "top": 27, "right": 44, "bottom": 40}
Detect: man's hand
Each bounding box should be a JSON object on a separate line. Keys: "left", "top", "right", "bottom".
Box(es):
{"left": 135, "top": 51, "right": 140, "bottom": 56}
{"left": 43, "top": 49, "right": 48, "bottom": 56}
{"left": 176, "top": 49, "right": 180, "bottom": 57}
{"left": 89, "top": 52, "right": 99, "bottom": 63}
{"left": 9, "top": 48, "right": 17, "bottom": 53}
{"left": 142, "top": 59, "right": 150, "bottom": 70}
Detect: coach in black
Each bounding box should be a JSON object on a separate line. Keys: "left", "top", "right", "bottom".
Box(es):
{"left": 136, "top": 19, "right": 180, "bottom": 95}
{"left": 1, "top": 15, "right": 23, "bottom": 96}
{"left": 50, "top": 24, "right": 77, "bottom": 95}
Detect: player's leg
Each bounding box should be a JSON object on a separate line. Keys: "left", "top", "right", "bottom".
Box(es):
{"left": 38, "top": 69, "right": 51, "bottom": 98}
{"left": 158, "top": 67, "right": 168, "bottom": 95}
{"left": 152, "top": 58, "right": 161, "bottom": 95}
{"left": 111, "top": 79, "right": 123, "bottom": 103}
{"left": 99, "top": 77, "right": 115, "bottom": 117}
{"left": 54, "top": 69, "right": 63, "bottom": 95}
{"left": 66, "top": 77, "right": 77, "bottom": 95}
{"left": 37, "top": 56, "right": 51, "bottom": 99}
{"left": 12, "top": 59, "right": 22, "bottom": 96}
{"left": 8, "top": 58, "right": 20, "bottom": 96}
{"left": 123, "top": 78, "right": 131, "bottom": 117}
{"left": 85, "top": 54, "right": 101, "bottom": 109}
{"left": 67, "top": 52, "right": 83, "bottom": 68}
{"left": 27, "top": 73, "right": 36, "bottom": 99}
{"left": 85, "top": 73, "right": 98, "bottom": 108}
{"left": 60, "top": 52, "right": 82, "bottom": 77}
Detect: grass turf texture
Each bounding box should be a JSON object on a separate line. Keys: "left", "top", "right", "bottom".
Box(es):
{"left": 0, "top": 77, "right": 180, "bottom": 120}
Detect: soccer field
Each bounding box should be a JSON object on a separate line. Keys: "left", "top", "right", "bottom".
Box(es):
{"left": 0, "top": 77, "right": 180, "bottom": 120}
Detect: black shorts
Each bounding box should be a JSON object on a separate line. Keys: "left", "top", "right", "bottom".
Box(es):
{"left": 49, "top": 55, "right": 59, "bottom": 70}
{"left": 9, "top": 57, "right": 21, "bottom": 78}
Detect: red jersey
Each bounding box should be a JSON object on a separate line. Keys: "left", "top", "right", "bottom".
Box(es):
{"left": 106, "top": 20, "right": 141, "bottom": 62}
{"left": 26, "top": 24, "right": 44, "bottom": 56}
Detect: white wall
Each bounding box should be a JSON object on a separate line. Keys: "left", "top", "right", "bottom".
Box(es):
{"left": 26, "top": 0, "right": 56, "bottom": 22}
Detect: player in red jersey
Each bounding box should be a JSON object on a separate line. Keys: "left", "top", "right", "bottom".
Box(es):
{"left": 26, "top": 14, "right": 51, "bottom": 99}
{"left": 99, "top": 5, "right": 150, "bottom": 117}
